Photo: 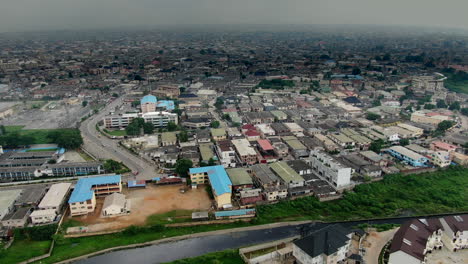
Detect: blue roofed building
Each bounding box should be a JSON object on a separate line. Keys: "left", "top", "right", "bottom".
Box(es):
{"left": 68, "top": 175, "right": 122, "bottom": 216}
{"left": 214, "top": 209, "right": 256, "bottom": 219}
{"left": 140, "top": 95, "right": 175, "bottom": 113}
{"left": 386, "top": 146, "right": 429, "bottom": 167}
{"left": 189, "top": 165, "right": 233, "bottom": 208}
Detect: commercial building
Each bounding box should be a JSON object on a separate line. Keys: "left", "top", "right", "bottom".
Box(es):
{"left": 41, "top": 162, "right": 103, "bottom": 176}
{"left": 293, "top": 224, "right": 352, "bottom": 264}
{"left": 189, "top": 165, "right": 232, "bottom": 208}
{"left": 386, "top": 146, "right": 429, "bottom": 167}
{"left": 102, "top": 193, "right": 131, "bottom": 217}
{"left": 226, "top": 168, "right": 254, "bottom": 192}
{"left": 141, "top": 95, "right": 175, "bottom": 113}
{"left": 1, "top": 207, "right": 31, "bottom": 227}
{"left": 410, "top": 110, "right": 453, "bottom": 126}
{"left": 38, "top": 182, "right": 71, "bottom": 212}
{"left": 430, "top": 141, "right": 458, "bottom": 153}
{"left": 68, "top": 175, "right": 122, "bottom": 216}
{"left": 308, "top": 149, "right": 351, "bottom": 189}
{"left": 232, "top": 138, "right": 258, "bottom": 165}
{"left": 104, "top": 111, "right": 177, "bottom": 129}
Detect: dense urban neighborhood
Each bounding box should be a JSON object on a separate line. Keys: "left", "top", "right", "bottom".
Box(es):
{"left": 0, "top": 26, "right": 467, "bottom": 264}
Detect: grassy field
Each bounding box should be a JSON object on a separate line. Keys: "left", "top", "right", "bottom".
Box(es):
{"left": 163, "top": 249, "right": 244, "bottom": 264}
{"left": 146, "top": 210, "right": 194, "bottom": 225}
{"left": 0, "top": 239, "right": 51, "bottom": 264}
{"left": 1, "top": 167, "right": 467, "bottom": 264}
{"left": 104, "top": 129, "right": 127, "bottom": 136}
{"left": 4, "top": 126, "right": 80, "bottom": 145}
{"left": 443, "top": 71, "right": 468, "bottom": 94}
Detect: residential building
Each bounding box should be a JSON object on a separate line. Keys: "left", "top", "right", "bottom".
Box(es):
{"left": 308, "top": 149, "right": 352, "bottom": 189}
{"left": 439, "top": 215, "right": 468, "bottom": 252}
{"left": 68, "top": 175, "right": 122, "bottom": 216}
{"left": 189, "top": 166, "right": 232, "bottom": 208}
{"left": 232, "top": 138, "right": 258, "bottom": 165}
{"left": 293, "top": 224, "right": 352, "bottom": 264}
{"left": 215, "top": 140, "right": 236, "bottom": 168}
{"left": 211, "top": 128, "right": 227, "bottom": 141}
{"left": 430, "top": 141, "right": 458, "bottom": 153}
{"left": 250, "top": 164, "right": 288, "bottom": 201}
{"left": 386, "top": 146, "right": 429, "bottom": 167}
{"left": 269, "top": 161, "right": 305, "bottom": 189}
{"left": 161, "top": 132, "right": 177, "bottom": 146}
{"left": 1, "top": 207, "right": 31, "bottom": 227}
{"left": 30, "top": 209, "right": 56, "bottom": 224}
{"left": 430, "top": 151, "right": 451, "bottom": 168}
{"left": 411, "top": 110, "right": 453, "bottom": 126}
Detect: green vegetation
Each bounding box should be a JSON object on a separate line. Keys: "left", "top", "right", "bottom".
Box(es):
{"left": 355, "top": 223, "right": 400, "bottom": 232}
{"left": 256, "top": 167, "right": 468, "bottom": 223}
{"left": 104, "top": 129, "right": 127, "bottom": 136}
{"left": 175, "top": 158, "right": 193, "bottom": 177}
{"left": 146, "top": 210, "right": 194, "bottom": 226}
{"left": 437, "top": 99, "right": 447, "bottom": 109}
{"left": 0, "top": 126, "right": 82, "bottom": 149}
{"left": 210, "top": 120, "right": 220, "bottom": 128}
{"left": 103, "top": 159, "right": 131, "bottom": 174}
{"left": 369, "top": 139, "right": 385, "bottom": 153}
{"left": 258, "top": 79, "right": 294, "bottom": 90}
{"left": 125, "top": 118, "right": 154, "bottom": 136}
{"left": 442, "top": 69, "right": 468, "bottom": 94}
{"left": 399, "top": 138, "right": 410, "bottom": 146}
{"left": 461, "top": 108, "right": 468, "bottom": 116}
{"left": 449, "top": 102, "right": 461, "bottom": 111}
{"left": 163, "top": 249, "right": 243, "bottom": 264}
{"left": 366, "top": 112, "right": 381, "bottom": 121}
{"left": 0, "top": 239, "right": 52, "bottom": 264}
{"left": 214, "top": 97, "right": 224, "bottom": 110}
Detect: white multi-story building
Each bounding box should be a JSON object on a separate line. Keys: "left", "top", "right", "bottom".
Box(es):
{"left": 38, "top": 183, "right": 71, "bottom": 213}
{"left": 30, "top": 209, "right": 56, "bottom": 224}
{"left": 430, "top": 151, "right": 451, "bottom": 168}
{"left": 307, "top": 149, "right": 351, "bottom": 189}
{"left": 104, "top": 112, "right": 177, "bottom": 129}
{"left": 440, "top": 215, "right": 468, "bottom": 252}
{"left": 216, "top": 142, "right": 237, "bottom": 168}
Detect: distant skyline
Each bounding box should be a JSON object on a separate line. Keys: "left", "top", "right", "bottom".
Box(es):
{"left": 1, "top": 0, "right": 468, "bottom": 33}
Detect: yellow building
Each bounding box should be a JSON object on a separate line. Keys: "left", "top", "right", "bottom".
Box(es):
{"left": 189, "top": 165, "right": 232, "bottom": 208}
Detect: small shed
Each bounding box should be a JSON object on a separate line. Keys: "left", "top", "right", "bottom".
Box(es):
{"left": 102, "top": 193, "right": 131, "bottom": 217}
{"left": 192, "top": 211, "right": 209, "bottom": 221}
{"left": 128, "top": 180, "right": 146, "bottom": 188}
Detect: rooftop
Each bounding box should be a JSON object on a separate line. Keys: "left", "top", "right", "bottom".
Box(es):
{"left": 69, "top": 175, "right": 121, "bottom": 204}
{"left": 189, "top": 165, "right": 232, "bottom": 196}
{"left": 270, "top": 161, "right": 304, "bottom": 183}
{"left": 226, "top": 168, "right": 253, "bottom": 186}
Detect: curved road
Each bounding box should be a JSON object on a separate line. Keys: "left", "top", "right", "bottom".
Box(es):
{"left": 80, "top": 96, "right": 158, "bottom": 180}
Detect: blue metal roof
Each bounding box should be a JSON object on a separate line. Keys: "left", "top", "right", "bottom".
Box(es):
{"left": 128, "top": 180, "right": 146, "bottom": 188}
{"left": 141, "top": 95, "right": 157, "bottom": 104}
{"left": 215, "top": 209, "right": 255, "bottom": 217}
{"left": 69, "top": 175, "right": 121, "bottom": 203}
{"left": 157, "top": 100, "right": 175, "bottom": 110}
{"left": 189, "top": 165, "right": 232, "bottom": 196}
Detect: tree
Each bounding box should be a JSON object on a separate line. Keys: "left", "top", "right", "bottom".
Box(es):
{"left": 399, "top": 138, "right": 410, "bottom": 146}
{"left": 461, "top": 108, "right": 468, "bottom": 116}
{"left": 143, "top": 122, "right": 154, "bottom": 134}
{"left": 366, "top": 112, "right": 381, "bottom": 121}
{"left": 167, "top": 121, "right": 178, "bottom": 132}
{"left": 175, "top": 158, "right": 193, "bottom": 178}
{"left": 449, "top": 102, "right": 461, "bottom": 111}
{"left": 131, "top": 100, "right": 140, "bottom": 107}
{"left": 436, "top": 100, "right": 447, "bottom": 109}
{"left": 352, "top": 67, "right": 361, "bottom": 75}
{"left": 112, "top": 93, "right": 119, "bottom": 98}
{"left": 372, "top": 100, "right": 381, "bottom": 107}
{"left": 47, "top": 130, "right": 83, "bottom": 149}
{"left": 178, "top": 130, "right": 189, "bottom": 142}
{"left": 437, "top": 120, "right": 455, "bottom": 132}
{"left": 103, "top": 159, "right": 129, "bottom": 174}
{"left": 82, "top": 101, "right": 88, "bottom": 107}
{"left": 47, "top": 159, "right": 57, "bottom": 164}
{"left": 222, "top": 114, "right": 231, "bottom": 121}
{"left": 214, "top": 97, "right": 224, "bottom": 110}
{"left": 210, "top": 121, "right": 220, "bottom": 128}
{"left": 179, "top": 87, "right": 186, "bottom": 93}
{"left": 208, "top": 157, "right": 216, "bottom": 166}
{"left": 125, "top": 122, "right": 141, "bottom": 136}
{"left": 369, "top": 139, "right": 385, "bottom": 153}
{"left": 424, "top": 103, "right": 436, "bottom": 110}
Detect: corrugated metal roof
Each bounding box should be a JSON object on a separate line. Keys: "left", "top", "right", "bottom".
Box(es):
{"left": 68, "top": 175, "right": 121, "bottom": 203}
{"left": 215, "top": 209, "right": 255, "bottom": 217}
{"left": 189, "top": 165, "right": 232, "bottom": 195}
{"left": 141, "top": 95, "right": 157, "bottom": 104}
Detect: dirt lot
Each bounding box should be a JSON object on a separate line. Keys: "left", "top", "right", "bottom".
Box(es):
{"left": 362, "top": 228, "right": 399, "bottom": 264}
{"left": 70, "top": 184, "right": 212, "bottom": 232}
{"left": 426, "top": 247, "right": 468, "bottom": 264}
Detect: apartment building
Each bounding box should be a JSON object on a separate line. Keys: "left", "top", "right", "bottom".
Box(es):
{"left": 308, "top": 149, "right": 351, "bottom": 189}
{"left": 386, "top": 146, "right": 429, "bottom": 167}
{"left": 232, "top": 138, "right": 258, "bottom": 165}
{"left": 250, "top": 164, "right": 288, "bottom": 201}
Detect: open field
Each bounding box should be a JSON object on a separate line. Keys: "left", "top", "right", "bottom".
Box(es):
{"left": 2, "top": 100, "right": 90, "bottom": 129}
{"left": 0, "top": 239, "right": 51, "bottom": 264}
{"left": 69, "top": 184, "right": 212, "bottom": 232}
{"left": 104, "top": 129, "right": 127, "bottom": 136}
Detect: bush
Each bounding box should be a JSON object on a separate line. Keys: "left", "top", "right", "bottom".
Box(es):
{"left": 15, "top": 224, "right": 58, "bottom": 241}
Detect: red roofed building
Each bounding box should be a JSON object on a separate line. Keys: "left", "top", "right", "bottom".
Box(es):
{"left": 430, "top": 141, "right": 458, "bottom": 153}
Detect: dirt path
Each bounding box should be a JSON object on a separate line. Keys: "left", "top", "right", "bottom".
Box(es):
{"left": 362, "top": 228, "right": 399, "bottom": 264}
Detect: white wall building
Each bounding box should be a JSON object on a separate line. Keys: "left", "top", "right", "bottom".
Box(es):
{"left": 30, "top": 209, "right": 56, "bottom": 224}
{"left": 308, "top": 149, "right": 351, "bottom": 189}
{"left": 102, "top": 193, "right": 131, "bottom": 217}
{"left": 38, "top": 182, "right": 71, "bottom": 213}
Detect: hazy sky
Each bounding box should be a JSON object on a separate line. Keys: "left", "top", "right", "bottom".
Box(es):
{"left": 1, "top": 0, "right": 468, "bottom": 32}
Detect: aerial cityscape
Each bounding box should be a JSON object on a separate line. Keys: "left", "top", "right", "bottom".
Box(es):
{"left": 0, "top": 1, "right": 467, "bottom": 264}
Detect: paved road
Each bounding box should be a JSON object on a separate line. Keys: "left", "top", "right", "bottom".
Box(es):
{"left": 80, "top": 96, "right": 159, "bottom": 181}
{"left": 74, "top": 214, "right": 459, "bottom": 264}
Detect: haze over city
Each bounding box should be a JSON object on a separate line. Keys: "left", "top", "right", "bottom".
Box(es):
{"left": 1, "top": 0, "right": 468, "bottom": 32}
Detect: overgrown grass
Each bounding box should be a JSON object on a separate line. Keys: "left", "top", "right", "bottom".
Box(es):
{"left": 76, "top": 150, "right": 95, "bottom": 161}
{"left": 104, "top": 129, "right": 127, "bottom": 136}
{"left": 0, "top": 239, "right": 51, "bottom": 264}
{"left": 163, "top": 249, "right": 244, "bottom": 264}
{"left": 146, "top": 210, "right": 194, "bottom": 225}
{"left": 256, "top": 166, "right": 468, "bottom": 223}
{"left": 4, "top": 126, "right": 80, "bottom": 145}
